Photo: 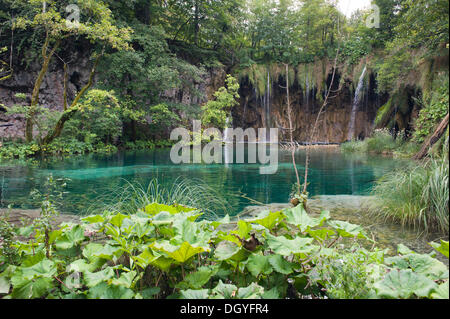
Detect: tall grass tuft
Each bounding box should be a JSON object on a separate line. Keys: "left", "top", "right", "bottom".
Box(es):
{"left": 87, "top": 177, "right": 232, "bottom": 220}
{"left": 371, "top": 158, "right": 449, "bottom": 234}
{"left": 341, "top": 129, "right": 420, "bottom": 157}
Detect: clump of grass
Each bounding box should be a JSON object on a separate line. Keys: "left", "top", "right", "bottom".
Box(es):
{"left": 87, "top": 177, "right": 232, "bottom": 220}
{"left": 365, "top": 129, "right": 404, "bottom": 154}
{"left": 340, "top": 140, "right": 367, "bottom": 153}
{"left": 371, "top": 158, "right": 449, "bottom": 234}
{"left": 341, "top": 129, "right": 418, "bottom": 157}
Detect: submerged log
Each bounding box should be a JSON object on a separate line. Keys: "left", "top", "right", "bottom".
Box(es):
{"left": 414, "top": 113, "right": 449, "bottom": 160}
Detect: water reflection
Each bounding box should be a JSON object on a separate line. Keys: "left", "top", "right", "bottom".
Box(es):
{"left": 0, "top": 146, "right": 410, "bottom": 215}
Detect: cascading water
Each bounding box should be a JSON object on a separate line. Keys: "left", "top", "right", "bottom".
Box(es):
{"left": 347, "top": 66, "right": 367, "bottom": 141}
{"left": 265, "top": 70, "right": 271, "bottom": 141}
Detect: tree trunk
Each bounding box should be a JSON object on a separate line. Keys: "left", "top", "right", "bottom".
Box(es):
{"left": 42, "top": 56, "right": 100, "bottom": 145}
{"left": 25, "top": 35, "right": 59, "bottom": 142}
{"left": 414, "top": 114, "right": 449, "bottom": 160}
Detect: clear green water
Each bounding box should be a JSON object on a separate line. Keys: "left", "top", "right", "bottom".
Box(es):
{"left": 0, "top": 147, "right": 409, "bottom": 215}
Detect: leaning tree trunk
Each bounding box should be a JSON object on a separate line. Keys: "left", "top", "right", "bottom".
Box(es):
{"left": 25, "top": 34, "right": 60, "bottom": 142}
{"left": 414, "top": 113, "right": 449, "bottom": 160}
{"left": 42, "top": 56, "right": 100, "bottom": 145}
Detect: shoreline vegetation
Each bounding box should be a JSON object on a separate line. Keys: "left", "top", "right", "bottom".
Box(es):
{"left": 0, "top": 190, "right": 448, "bottom": 299}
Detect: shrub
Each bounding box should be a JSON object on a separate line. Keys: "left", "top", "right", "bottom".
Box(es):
{"left": 0, "top": 200, "right": 448, "bottom": 299}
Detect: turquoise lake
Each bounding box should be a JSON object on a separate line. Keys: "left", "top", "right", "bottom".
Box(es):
{"left": 0, "top": 146, "right": 409, "bottom": 215}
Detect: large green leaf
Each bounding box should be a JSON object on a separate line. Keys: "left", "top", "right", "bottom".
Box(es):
{"left": 266, "top": 234, "right": 316, "bottom": 256}
{"left": 214, "top": 241, "right": 249, "bottom": 262}
{"left": 11, "top": 277, "right": 53, "bottom": 299}
{"left": 262, "top": 287, "right": 280, "bottom": 299}
{"left": 211, "top": 280, "right": 238, "bottom": 299}
{"left": 397, "top": 244, "right": 416, "bottom": 255}
{"left": 283, "top": 205, "right": 330, "bottom": 232}
{"left": 82, "top": 243, "right": 104, "bottom": 262}
{"left": 0, "top": 276, "right": 10, "bottom": 294}
{"left": 173, "top": 218, "right": 209, "bottom": 248}
{"left": 145, "top": 203, "right": 196, "bottom": 216}
{"left": 81, "top": 215, "right": 105, "bottom": 224}
{"left": 179, "top": 289, "right": 209, "bottom": 299}
{"left": 182, "top": 266, "right": 218, "bottom": 289}
{"left": 150, "top": 256, "right": 175, "bottom": 272}
{"left": 430, "top": 240, "right": 449, "bottom": 258}
{"left": 110, "top": 213, "right": 128, "bottom": 228}
{"left": 68, "top": 259, "right": 103, "bottom": 273}
{"left": 135, "top": 249, "right": 157, "bottom": 269}
{"left": 152, "top": 241, "right": 206, "bottom": 263}
{"left": 246, "top": 254, "right": 273, "bottom": 277}
{"left": 431, "top": 281, "right": 449, "bottom": 299}
{"left": 268, "top": 254, "right": 295, "bottom": 275}
{"left": 374, "top": 269, "right": 437, "bottom": 299}
{"left": 88, "top": 282, "right": 135, "bottom": 299}
{"left": 306, "top": 228, "right": 336, "bottom": 241}
{"left": 18, "top": 259, "right": 57, "bottom": 280}
{"left": 111, "top": 271, "right": 137, "bottom": 289}
{"left": 237, "top": 282, "right": 264, "bottom": 299}
{"left": 385, "top": 253, "right": 449, "bottom": 280}
{"left": 248, "top": 210, "right": 285, "bottom": 230}
{"left": 327, "top": 220, "right": 368, "bottom": 239}
{"left": 141, "top": 287, "right": 161, "bottom": 299}
{"left": 54, "top": 225, "right": 86, "bottom": 250}
{"left": 84, "top": 268, "right": 115, "bottom": 288}
{"left": 91, "top": 244, "right": 124, "bottom": 261}
{"left": 21, "top": 251, "right": 45, "bottom": 267}
{"left": 235, "top": 220, "right": 252, "bottom": 239}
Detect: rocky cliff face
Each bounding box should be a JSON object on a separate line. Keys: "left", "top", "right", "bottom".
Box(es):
{"left": 0, "top": 52, "right": 226, "bottom": 140}
{"left": 232, "top": 65, "right": 384, "bottom": 143}
{"left": 0, "top": 51, "right": 94, "bottom": 140}
{"left": 1, "top": 54, "right": 385, "bottom": 144}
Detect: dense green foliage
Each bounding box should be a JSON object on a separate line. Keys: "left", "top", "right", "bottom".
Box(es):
{"left": 201, "top": 75, "right": 240, "bottom": 129}
{"left": 0, "top": 190, "right": 448, "bottom": 299}
{"left": 341, "top": 129, "right": 420, "bottom": 157}
{"left": 0, "top": 0, "right": 448, "bottom": 151}
{"left": 372, "top": 157, "right": 449, "bottom": 234}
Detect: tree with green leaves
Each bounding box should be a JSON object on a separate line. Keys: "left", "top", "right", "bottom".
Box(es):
{"left": 201, "top": 75, "right": 239, "bottom": 129}
{"left": 9, "top": 0, "right": 131, "bottom": 143}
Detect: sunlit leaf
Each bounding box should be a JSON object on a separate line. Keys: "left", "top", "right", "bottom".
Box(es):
{"left": 237, "top": 282, "right": 264, "bottom": 299}
{"left": 431, "top": 281, "right": 449, "bottom": 299}
{"left": 266, "top": 234, "right": 316, "bottom": 256}
{"left": 246, "top": 254, "right": 273, "bottom": 277}
{"left": 327, "top": 220, "right": 368, "bottom": 239}
{"left": 88, "top": 282, "right": 135, "bottom": 299}
{"left": 385, "top": 253, "right": 448, "bottom": 280}
{"left": 268, "top": 254, "right": 295, "bottom": 275}
{"left": 374, "top": 269, "right": 437, "bottom": 299}
{"left": 179, "top": 289, "right": 209, "bottom": 299}
{"left": 248, "top": 210, "right": 285, "bottom": 230}
{"left": 429, "top": 240, "right": 449, "bottom": 258}
{"left": 211, "top": 280, "right": 238, "bottom": 299}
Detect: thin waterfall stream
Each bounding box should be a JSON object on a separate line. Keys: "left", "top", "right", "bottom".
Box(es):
{"left": 347, "top": 66, "right": 367, "bottom": 141}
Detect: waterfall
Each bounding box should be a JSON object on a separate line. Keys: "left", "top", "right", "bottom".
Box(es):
{"left": 305, "top": 71, "right": 310, "bottom": 111}
{"left": 347, "top": 66, "right": 367, "bottom": 141}
{"left": 264, "top": 70, "right": 271, "bottom": 141}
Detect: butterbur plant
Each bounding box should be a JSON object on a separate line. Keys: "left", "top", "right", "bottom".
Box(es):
{"left": 0, "top": 199, "right": 447, "bottom": 299}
